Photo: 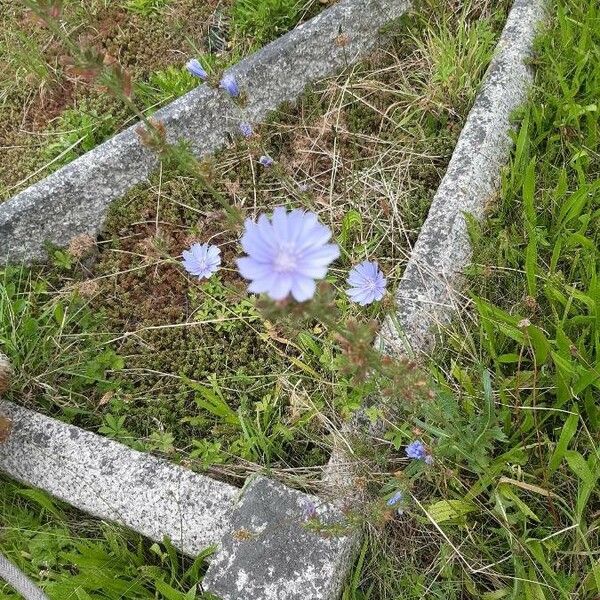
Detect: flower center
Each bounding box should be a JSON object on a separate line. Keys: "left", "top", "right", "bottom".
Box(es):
{"left": 274, "top": 249, "right": 297, "bottom": 273}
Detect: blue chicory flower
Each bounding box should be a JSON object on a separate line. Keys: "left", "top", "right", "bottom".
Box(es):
{"left": 182, "top": 243, "right": 221, "bottom": 280}
{"left": 302, "top": 499, "right": 317, "bottom": 521}
{"left": 220, "top": 73, "right": 240, "bottom": 97}
{"left": 346, "top": 260, "right": 387, "bottom": 305}
{"left": 406, "top": 440, "right": 429, "bottom": 461}
{"left": 186, "top": 58, "right": 208, "bottom": 80}
{"left": 239, "top": 122, "right": 253, "bottom": 138}
{"left": 258, "top": 155, "right": 274, "bottom": 167}
{"left": 237, "top": 207, "right": 340, "bottom": 302}
{"left": 386, "top": 490, "right": 403, "bottom": 507}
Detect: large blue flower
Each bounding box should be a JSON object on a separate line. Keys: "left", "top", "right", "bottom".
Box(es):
{"left": 182, "top": 243, "right": 221, "bottom": 280}
{"left": 237, "top": 207, "right": 339, "bottom": 302}
{"left": 346, "top": 260, "right": 387, "bottom": 305}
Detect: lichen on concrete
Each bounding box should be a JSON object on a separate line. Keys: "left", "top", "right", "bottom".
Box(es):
{"left": 204, "top": 476, "right": 356, "bottom": 600}
{"left": 0, "top": 400, "right": 238, "bottom": 556}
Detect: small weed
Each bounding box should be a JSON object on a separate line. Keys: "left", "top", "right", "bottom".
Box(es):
{"left": 0, "top": 266, "right": 122, "bottom": 418}
{"left": 123, "top": 0, "right": 170, "bottom": 17}
{"left": 231, "top": 0, "right": 318, "bottom": 47}
{"left": 135, "top": 67, "right": 199, "bottom": 109}
{"left": 42, "top": 103, "right": 124, "bottom": 168}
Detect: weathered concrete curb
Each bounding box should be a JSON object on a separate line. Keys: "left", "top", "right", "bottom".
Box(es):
{"left": 0, "top": 401, "right": 238, "bottom": 554}
{"left": 0, "top": 401, "right": 354, "bottom": 599}
{"left": 324, "top": 0, "right": 548, "bottom": 501}
{"left": 377, "top": 0, "right": 548, "bottom": 356}
{"left": 0, "top": 0, "right": 410, "bottom": 264}
{"left": 204, "top": 476, "right": 353, "bottom": 600}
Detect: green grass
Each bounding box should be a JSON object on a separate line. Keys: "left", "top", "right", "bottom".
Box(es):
{"left": 0, "top": 477, "right": 212, "bottom": 599}
{"left": 344, "top": 0, "right": 600, "bottom": 598}
{"left": 123, "top": 0, "right": 171, "bottom": 17}
{"left": 0, "top": 7, "right": 508, "bottom": 595}
{"left": 0, "top": 266, "right": 122, "bottom": 419}
{"left": 231, "top": 0, "right": 320, "bottom": 47}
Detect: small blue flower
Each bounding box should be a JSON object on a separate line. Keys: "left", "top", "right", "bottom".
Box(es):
{"left": 258, "top": 155, "right": 274, "bottom": 167}
{"left": 239, "top": 122, "right": 253, "bottom": 138}
{"left": 406, "top": 440, "right": 428, "bottom": 460}
{"left": 237, "top": 207, "right": 340, "bottom": 302}
{"left": 186, "top": 59, "right": 208, "bottom": 80}
{"left": 220, "top": 73, "right": 240, "bottom": 97}
{"left": 424, "top": 454, "right": 434, "bottom": 465}
{"left": 302, "top": 499, "right": 317, "bottom": 520}
{"left": 182, "top": 243, "right": 221, "bottom": 279}
{"left": 387, "top": 490, "right": 403, "bottom": 507}
{"left": 346, "top": 260, "right": 387, "bottom": 305}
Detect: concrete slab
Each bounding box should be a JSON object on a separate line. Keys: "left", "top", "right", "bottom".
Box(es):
{"left": 203, "top": 476, "right": 355, "bottom": 600}
{"left": 0, "top": 401, "right": 357, "bottom": 600}
{"left": 0, "top": 400, "right": 238, "bottom": 555}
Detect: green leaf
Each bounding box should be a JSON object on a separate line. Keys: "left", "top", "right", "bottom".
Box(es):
{"left": 525, "top": 237, "right": 538, "bottom": 296}
{"left": 155, "top": 580, "right": 188, "bottom": 600}
{"left": 548, "top": 411, "right": 579, "bottom": 474}
{"left": 564, "top": 450, "right": 595, "bottom": 486}
{"left": 75, "top": 588, "right": 94, "bottom": 600}
{"left": 426, "top": 499, "right": 476, "bottom": 523}
{"left": 525, "top": 324, "right": 549, "bottom": 364}
{"left": 53, "top": 302, "right": 65, "bottom": 326}
{"left": 522, "top": 157, "right": 537, "bottom": 226}
{"left": 338, "top": 209, "right": 362, "bottom": 247}
{"left": 498, "top": 485, "right": 540, "bottom": 522}
{"left": 183, "top": 375, "right": 240, "bottom": 427}
{"left": 497, "top": 353, "right": 521, "bottom": 363}
{"left": 17, "top": 487, "right": 62, "bottom": 518}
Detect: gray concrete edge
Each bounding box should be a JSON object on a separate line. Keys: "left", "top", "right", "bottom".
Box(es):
{"left": 376, "top": 0, "right": 548, "bottom": 357}
{"left": 326, "top": 0, "right": 548, "bottom": 484}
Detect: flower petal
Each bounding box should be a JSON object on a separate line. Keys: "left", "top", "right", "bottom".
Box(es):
{"left": 300, "top": 243, "right": 340, "bottom": 265}
{"left": 290, "top": 275, "right": 316, "bottom": 302}
{"left": 237, "top": 257, "right": 272, "bottom": 280}
{"left": 272, "top": 207, "right": 289, "bottom": 243}
{"left": 267, "top": 274, "right": 293, "bottom": 300}
{"left": 347, "top": 286, "right": 375, "bottom": 305}
{"left": 241, "top": 222, "right": 273, "bottom": 262}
